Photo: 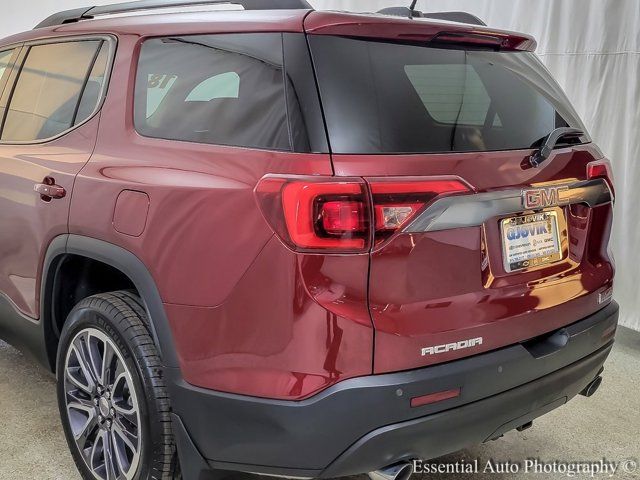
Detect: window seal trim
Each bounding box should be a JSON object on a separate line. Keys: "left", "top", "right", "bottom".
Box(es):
{"left": 0, "top": 34, "right": 117, "bottom": 146}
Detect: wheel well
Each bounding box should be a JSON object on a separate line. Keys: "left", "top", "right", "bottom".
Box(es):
{"left": 44, "top": 254, "right": 138, "bottom": 371}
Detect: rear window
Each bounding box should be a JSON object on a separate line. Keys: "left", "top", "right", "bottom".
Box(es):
{"left": 309, "top": 36, "right": 588, "bottom": 154}
{"left": 135, "top": 33, "right": 290, "bottom": 151}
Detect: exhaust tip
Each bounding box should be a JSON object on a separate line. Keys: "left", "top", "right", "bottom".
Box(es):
{"left": 368, "top": 462, "right": 413, "bottom": 480}
{"left": 580, "top": 375, "right": 603, "bottom": 397}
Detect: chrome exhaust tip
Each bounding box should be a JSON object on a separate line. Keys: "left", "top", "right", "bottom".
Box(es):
{"left": 368, "top": 462, "right": 413, "bottom": 480}
{"left": 580, "top": 375, "right": 603, "bottom": 397}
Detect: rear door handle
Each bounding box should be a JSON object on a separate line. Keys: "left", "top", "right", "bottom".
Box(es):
{"left": 34, "top": 178, "right": 66, "bottom": 200}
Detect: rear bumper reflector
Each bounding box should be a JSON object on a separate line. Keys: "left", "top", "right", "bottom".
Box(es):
{"left": 410, "top": 388, "right": 461, "bottom": 408}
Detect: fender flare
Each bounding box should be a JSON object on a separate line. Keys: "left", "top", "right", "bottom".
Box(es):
{"left": 42, "top": 234, "right": 179, "bottom": 368}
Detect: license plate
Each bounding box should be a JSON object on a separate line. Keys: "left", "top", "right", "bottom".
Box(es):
{"left": 500, "top": 211, "right": 562, "bottom": 272}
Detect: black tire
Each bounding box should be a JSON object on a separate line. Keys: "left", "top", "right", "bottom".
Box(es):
{"left": 56, "top": 291, "right": 177, "bottom": 480}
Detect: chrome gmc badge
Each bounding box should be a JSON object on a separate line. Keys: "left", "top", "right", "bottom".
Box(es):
{"left": 522, "top": 186, "right": 569, "bottom": 209}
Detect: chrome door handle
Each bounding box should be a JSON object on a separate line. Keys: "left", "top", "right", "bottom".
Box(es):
{"left": 34, "top": 178, "right": 66, "bottom": 200}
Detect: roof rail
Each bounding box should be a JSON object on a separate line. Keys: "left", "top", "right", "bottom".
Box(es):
{"left": 378, "top": 7, "right": 486, "bottom": 26}
{"left": 35, "top": 0, "right": 313, "bottom": 29}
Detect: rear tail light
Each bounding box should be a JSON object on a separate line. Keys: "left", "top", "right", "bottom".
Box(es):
{"left": 255, "top": 176, "right": 370, "bottom": 253}
{"left": 369, "top": 178, "right": 471, "bottom": 243}
{"left": 587, "top": 159, "right": 615, "bottom": 198}
{"left": 255, "top": 175, "right": 472, "bottom": 253}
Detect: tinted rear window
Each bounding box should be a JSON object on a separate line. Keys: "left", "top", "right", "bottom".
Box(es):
{"left": 309, "top": 36, "right": 588, "bottom": 154}
{"left": 135, "top": 34, "right": 290, "bottom": 151}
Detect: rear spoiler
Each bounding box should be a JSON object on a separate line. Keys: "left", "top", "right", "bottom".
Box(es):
{"left": 304, "top": 11, "right": 537, "bottom": 52}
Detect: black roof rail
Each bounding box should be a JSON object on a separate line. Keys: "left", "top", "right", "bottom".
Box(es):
{"left": 378, "top": 7, "right": 486, "bottom": 26}
{"left": 35, "top": 0, "right": 313, "bottom": 29}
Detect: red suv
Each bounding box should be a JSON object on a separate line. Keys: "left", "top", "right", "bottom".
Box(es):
{"left": 0, "top": 1, "right": 618, "bottom": 480}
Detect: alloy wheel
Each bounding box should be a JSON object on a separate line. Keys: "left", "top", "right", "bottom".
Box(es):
{"left": 63, "top": 328, "right": 142, "bottom": 480}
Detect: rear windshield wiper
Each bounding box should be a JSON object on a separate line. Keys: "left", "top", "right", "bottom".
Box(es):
{"left": 529, "top": 127, "right": 585, "bottom": 168}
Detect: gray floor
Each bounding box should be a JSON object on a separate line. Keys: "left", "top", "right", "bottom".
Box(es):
{"left": 0, "top": 328, "right": 638, "bottom": 480}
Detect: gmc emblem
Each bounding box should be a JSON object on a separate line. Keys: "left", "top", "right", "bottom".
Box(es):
{"left": 522, "top": 186, "right": 569, "bottom": 209}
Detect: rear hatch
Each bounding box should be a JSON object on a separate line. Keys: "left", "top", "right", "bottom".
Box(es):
{"left": 305, "top": 12, "right": 615, "bottom": 373}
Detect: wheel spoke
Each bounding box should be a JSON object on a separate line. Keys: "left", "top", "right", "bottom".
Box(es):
{"left": 100, "top": 340, "right": 117, "bottom": 386}
{"left": 66, "top": 344, "right": 96, "bottom": 394}
{"left": 112, "top": 423, "right": 138, "bottom": 478}
{"left": 71, "top": 335, "right": 98, "bottom": 392}
{"left": 113, "top": 417, "right": 139, "bottom": 452}
{"left": 89, "top": 433, "right": 105, "bottom": 477}
{"left": 103, "top": 430, "right": 119, "bottom": 480}
{"left": 63, "top": 328, "right": 142, "bottom": 480}
{"left": 66, "top": 388, "right": 94, "bottom": 410}
{"left": 67, "top": 403, "right": 98, "bottom": 451}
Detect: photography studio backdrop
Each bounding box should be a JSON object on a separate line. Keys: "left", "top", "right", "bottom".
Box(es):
{"left": 1, "top": 0, "right": 638, "bottom": 331}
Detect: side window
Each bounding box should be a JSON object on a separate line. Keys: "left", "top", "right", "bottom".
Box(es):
{"left": 135, "top": 33, "right": 290, "bottom": 151}
{"left": 75, "top": 42, "right": 110, "bottom": 125}
{"left": 1, "top": 40, "right": 106, "bottom": 142}
{"left": 405, "top": 64, "right": 498, "bottom": 126}
{"left": 0, "top": 49, "right": 17, "bottom": 99}
{"left": 0, "top": 49, "right": 15, "bottom": 84}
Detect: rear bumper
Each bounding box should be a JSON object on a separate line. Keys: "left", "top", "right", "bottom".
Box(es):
{"left": 168, "top": 302, "right": 619, "bottom": 479}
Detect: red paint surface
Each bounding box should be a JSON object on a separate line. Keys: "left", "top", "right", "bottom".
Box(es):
{"left": 351, "top": 145, "right": 614, "bottom": 374}
{"left": 0, "top": 12, "right": 614, "bottom": 400}
{"left": 304, "top": 11, "right": 537, "bottom": 51}
{"left": 113, "top": 190, "right": 150, "bottom": 237}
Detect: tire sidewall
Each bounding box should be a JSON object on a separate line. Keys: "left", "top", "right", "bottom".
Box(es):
{"left": 57, "top": 303, "right": 155, "bottom": 480}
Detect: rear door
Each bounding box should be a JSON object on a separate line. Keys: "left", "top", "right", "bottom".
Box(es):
{"left": 306, "top": 18, "right": 615, "bottom": 373}
{"left": 0, "top": 38, "right": 111, "bottom": 321}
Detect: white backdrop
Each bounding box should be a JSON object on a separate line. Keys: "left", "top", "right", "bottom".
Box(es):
{"left": 1, "top": 1, "right": 638, "bottom": 330}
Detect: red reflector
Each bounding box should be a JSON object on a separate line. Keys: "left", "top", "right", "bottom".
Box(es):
{"left": 410, "top": 388, "right": 461, "bottom": 408}
{"left": 587, "top": 160, "right": 615, "bottom": 198}
{"left": 321, "top": 201, "right": 367, "bottom": 234}
{"left": 587, "top": 163, "right": 609, "bottom": 179}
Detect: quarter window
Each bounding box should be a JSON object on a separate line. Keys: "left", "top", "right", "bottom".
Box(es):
{"left": 2, "top": 40, "right": 107, "bottom": 142}
{"left": 135, "top": 34, "right": 290, "bottom": 150}
{"left": 0, "top": 49, "right": 15, "bottom": 86}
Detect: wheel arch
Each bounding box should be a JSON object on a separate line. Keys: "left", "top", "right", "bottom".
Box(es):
{"left": 42, "top": 234, "right": 180, "bottom": 372}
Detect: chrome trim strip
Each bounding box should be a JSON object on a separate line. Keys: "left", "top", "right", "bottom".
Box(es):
{"left": 405, "top": 179, "right": 613, "bottom": 233}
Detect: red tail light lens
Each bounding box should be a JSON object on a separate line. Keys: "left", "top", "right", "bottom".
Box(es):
{"left": 255, "top": 176, "right": 370, "bottom": 253}
{"left": 320, "top": 201, "right": 367, "bottom": 234}
{"left": 369, "top": 178, "right": 472, "bottom": 243}
{"left": 255, "top": 175, "right": 473, "bottom": 253}
{"left": 587, "top": 160, "right": 615, "bottom": 197}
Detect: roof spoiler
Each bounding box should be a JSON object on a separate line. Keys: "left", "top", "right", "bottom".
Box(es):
{"left": 378, "top": 7, "right": 487, "bottom": 26}
{"left": 35, "top": 0, "right": 313, "bottom": 29}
